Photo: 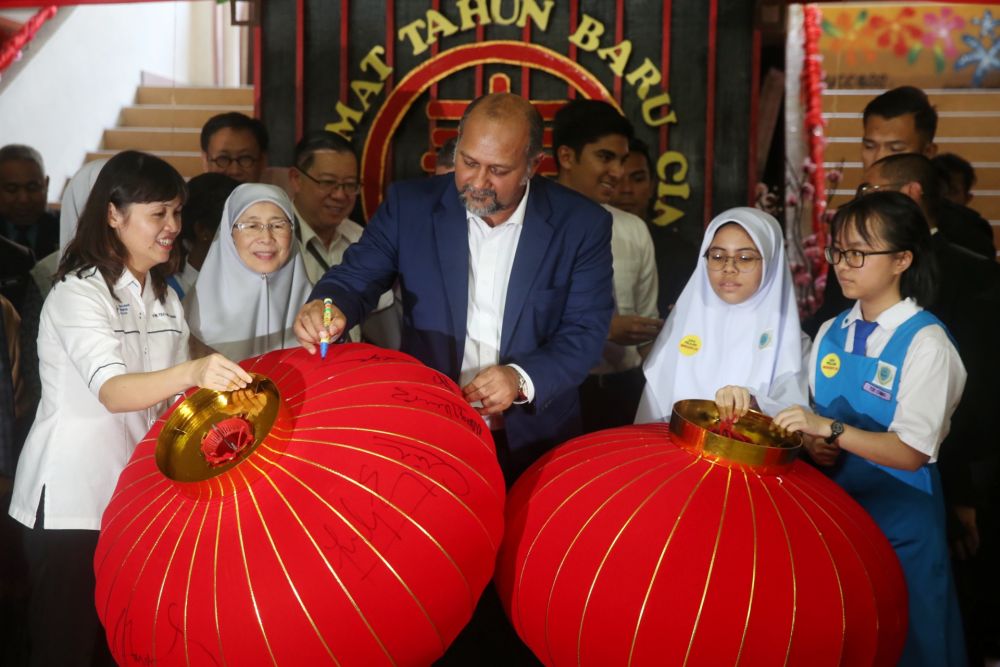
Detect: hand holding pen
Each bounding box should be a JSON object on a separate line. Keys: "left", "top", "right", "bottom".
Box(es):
{"left": 293, "top": 298, "right": 348, "bottom": 356}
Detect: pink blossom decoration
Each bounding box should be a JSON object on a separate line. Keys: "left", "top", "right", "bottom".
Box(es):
{"left": 923, "top": 8, "right": 965, "bottom": 58}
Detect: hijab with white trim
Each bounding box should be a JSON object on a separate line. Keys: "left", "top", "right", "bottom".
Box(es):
{"left": 185, "top": 183, "right": 312, "bottom": 360}
{"left": 635, "top": 207, "right": 807, "bottom": 422}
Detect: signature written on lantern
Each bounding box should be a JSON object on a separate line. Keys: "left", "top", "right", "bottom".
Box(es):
{"left": 390, "top": 386, "right": 484, "bottom": 437}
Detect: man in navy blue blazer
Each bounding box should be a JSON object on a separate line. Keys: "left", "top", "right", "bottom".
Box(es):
{"left": 294, "top": 92, "right": 614, "bottom": 482}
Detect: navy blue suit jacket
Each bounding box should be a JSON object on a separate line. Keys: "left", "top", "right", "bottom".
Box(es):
{"left": 310, "top": 175, "right": 615, "bottom": 454}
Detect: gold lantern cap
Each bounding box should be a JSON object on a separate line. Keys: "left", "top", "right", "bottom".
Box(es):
{"left": 155, "top": 374, "right": 283, "bottom": 484}
{"left": 669, "top": 399, "right": 801, "bottom": 474}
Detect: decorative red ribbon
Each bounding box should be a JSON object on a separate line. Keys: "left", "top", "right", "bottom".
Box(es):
{"left": 803, "top": 4, "right": 829, "bottom": 282}
{"left": 0, "top": 6, "right": 58, "bottom": 76}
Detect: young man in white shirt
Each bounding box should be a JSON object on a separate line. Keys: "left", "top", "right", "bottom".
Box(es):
{"left": 553, "top": 99, "right": 663, "bottom": 431}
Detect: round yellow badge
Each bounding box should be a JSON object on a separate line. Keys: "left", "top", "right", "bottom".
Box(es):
{"left": 820, "top": 353, "right": 841, "bottom": 378}
{"left": 678, "top": 334, "right": 702, "bottom": 356}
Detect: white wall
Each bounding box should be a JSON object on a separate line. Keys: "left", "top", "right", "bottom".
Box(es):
{"left": 0, "top": 1, "right": 241, "bottom": 200}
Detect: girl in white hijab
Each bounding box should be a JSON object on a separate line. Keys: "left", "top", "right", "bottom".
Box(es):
{"left": 185, "top": 183, "right": 312, "bottom": 360}
{"left": 635, "top": 207, "right": 808, "bottom": 423}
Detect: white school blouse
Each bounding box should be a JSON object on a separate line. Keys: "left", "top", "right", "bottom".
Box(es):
{"left": 9, "top": 268, "right": 190, "bottom": 530}
{"left": 809, "top": 298, "right": 965, "bottom": 462}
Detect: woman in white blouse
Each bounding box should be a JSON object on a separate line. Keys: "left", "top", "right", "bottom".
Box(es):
{"left": 8, "top": 151, "right": 252, "bottom": 667}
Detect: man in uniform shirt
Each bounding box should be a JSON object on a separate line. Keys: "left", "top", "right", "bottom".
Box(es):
{"left": 553, "top": 100, "right": 662, "bottom": 430}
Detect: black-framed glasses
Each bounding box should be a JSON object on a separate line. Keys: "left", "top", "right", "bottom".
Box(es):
{"left": 703, "top": 250, "right": 763, "bottom": 273}
{"left": 855, "top": 182, "right": 907, "bottom": 197}
{"left": 295, "top": 166, "right": 361, "bottom": 195}
{"left": 208, "top": 154, "right": 258, "bottom": 169}
{"left": 824, "top": 246, "right": 898, "bottom": 268}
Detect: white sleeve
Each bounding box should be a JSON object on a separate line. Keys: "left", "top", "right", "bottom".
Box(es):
{"left": 889, "top": 325, "right": 966, "bottom": 461}
{"left": 44, "top": 278, "right": 127, "bottom": 399}
{"left": 634, "top": 222, "right": 660, "bottom": 320}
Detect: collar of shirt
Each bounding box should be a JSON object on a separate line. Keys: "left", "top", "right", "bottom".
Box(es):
{"left": 293, "top": 204, "right": 362, "bottom": 252}
{"left": 113, "top": 267, "right": 156, "bottom": 308}
{"left": 465, "top": 180, "right": 531, "bottom": 230}
{"left": 840, "top": 297, "right": 920, "bottom": 333}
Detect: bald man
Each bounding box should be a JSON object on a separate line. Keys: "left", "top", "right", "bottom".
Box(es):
{"left": 295, "top": 93, "right": 614, "bottom": 482}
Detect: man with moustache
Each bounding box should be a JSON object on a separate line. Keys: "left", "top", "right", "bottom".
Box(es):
{"left": 294, "top": 92, "right": 613, "bottom": 664}
{"left": 294, "top": 92, "right": 614, "bottom": 482}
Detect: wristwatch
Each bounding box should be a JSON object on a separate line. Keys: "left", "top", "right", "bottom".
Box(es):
{"left": 515, "top": 372, "right": 528, "bottom": 402}
{"left": 825, "top": 420, "right": 844, "bottom": 444}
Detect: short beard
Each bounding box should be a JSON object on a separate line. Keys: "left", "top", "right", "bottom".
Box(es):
{"left": 458, "top": 172, "right": 530, "bottom": 218}
{"left": 458, "top": 184, "right": 503, "bottom": 217}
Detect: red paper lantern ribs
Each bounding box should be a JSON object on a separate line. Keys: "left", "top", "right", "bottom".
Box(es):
{"left": 497, "top": 400, "right": 908, "bottom": 667}
{"left": 95, "top": 345, "right": 505, "bottom": 667}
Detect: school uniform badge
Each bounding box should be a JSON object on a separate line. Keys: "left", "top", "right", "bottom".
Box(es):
{"left": 678, "top": 334, "right": 701, "bottom": 356}
{"left": 873, "top": 361, "right": 896, "bottom": 389}
{"left": 758, "top": 330, "right": 773, "bottom": 350}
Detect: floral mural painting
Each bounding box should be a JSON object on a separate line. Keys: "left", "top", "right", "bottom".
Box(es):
{"left": 956, "top": 8, "right": 1000, "bottom": 86}
{"left": 818, "top": 3, "right": 1000, "bottom": 86}
{"left": 868, "top": 7, "right": 923, "bottom": 59}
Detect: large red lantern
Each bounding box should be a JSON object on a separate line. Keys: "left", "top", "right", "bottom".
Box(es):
{"left": 95, "top": 345, "right": 505, "bottom": 666}
{"left": 497, "top": 400, "right": 908, "bottom": 667}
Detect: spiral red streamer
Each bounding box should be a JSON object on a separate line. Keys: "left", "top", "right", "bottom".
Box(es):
{"left": 803, "top": 4, "right": 829, "bottom": 281}
{"left": 0, "top": 6, "right": 58, "bottom": 76}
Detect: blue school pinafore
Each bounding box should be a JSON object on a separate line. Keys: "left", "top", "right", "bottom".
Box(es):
{"left": 814, "top": 309, "right": 966, "bottom": 667}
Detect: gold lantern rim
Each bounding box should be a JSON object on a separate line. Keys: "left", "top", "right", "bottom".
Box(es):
{"left": 669, "top": 399, "right": 801, "bottom": 474}
{"left": 155, "top": 374, "right": 283, "bottom": 483}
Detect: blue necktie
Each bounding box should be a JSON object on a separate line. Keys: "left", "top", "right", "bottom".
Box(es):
{"left": 853, "top": 320, "right": 878, "bottom": 355}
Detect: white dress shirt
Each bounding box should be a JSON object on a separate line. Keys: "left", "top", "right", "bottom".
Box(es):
{"left": 9, "top": 268, "right": 190, "bottom": 530}
{"left": 594, "top": 204, "right": 659, "bottom": 374}
{"left": 461, "top": 182, "right": 535, "bottom": 428}
{"left": 810, "top": 298, "right": 966, "bottom": 461}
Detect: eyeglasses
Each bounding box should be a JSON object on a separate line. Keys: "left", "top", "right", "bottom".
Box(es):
{"left": 855, "top": 182, "right": 907, "bottom": 197}
{"left": 208, "top": 154, "right": 258, "bottom": 170}
{"left": 232, "top": 220, "right": 293, "bottom": 236}
{"left": 824, "top": 246, "right": 898, "bottom": 268}
{"left": 703, "top": 250, "right": 763, "bottom": 273}
{"left": 295, "top": 166, "right": 361, "bottom": 195}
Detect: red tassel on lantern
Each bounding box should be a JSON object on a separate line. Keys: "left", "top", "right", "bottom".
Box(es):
{"left": 95, "top": 345, "right": 505, "bottom": 666}
{"left": 497, "top": 401, "right": 908, "bottom": 667}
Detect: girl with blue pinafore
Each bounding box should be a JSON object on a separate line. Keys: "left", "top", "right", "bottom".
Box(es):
{"left": 774, "top": 191, "right": 967, "bottom": 667}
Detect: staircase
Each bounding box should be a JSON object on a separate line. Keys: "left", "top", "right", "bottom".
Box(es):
{"left": 85, "top": 85, "right": 255, "bottom": 180}
{"left": 822, "top": 89, "right": 1000, "bottom": 259}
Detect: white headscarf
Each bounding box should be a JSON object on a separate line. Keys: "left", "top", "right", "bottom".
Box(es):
{"left": 185, "top": 183, "right": 312, "bottom": 360}
{"left": 635, "top": 207, "right": 807, "bottom": 422}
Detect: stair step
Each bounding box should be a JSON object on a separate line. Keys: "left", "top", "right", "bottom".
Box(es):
{"left": 102, "top": 128, "right": 202, "bottom": 152}
{"left": 119, "top": 105, "right": 253, "bottom": 129}
{"left": 87, "top": 150, "right": 202, "bottom": 178}
{"left": 822, "top": 89, "right": 1000, "bottom": 114}
{"left": 824, "top": 113, "right": 1000, "bottom": 139}
{"left": 823, "top": 138, "right": 1000, "bottom": 163}
{"left": 137, "top": 86, "right": 253, "bottom": 106}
